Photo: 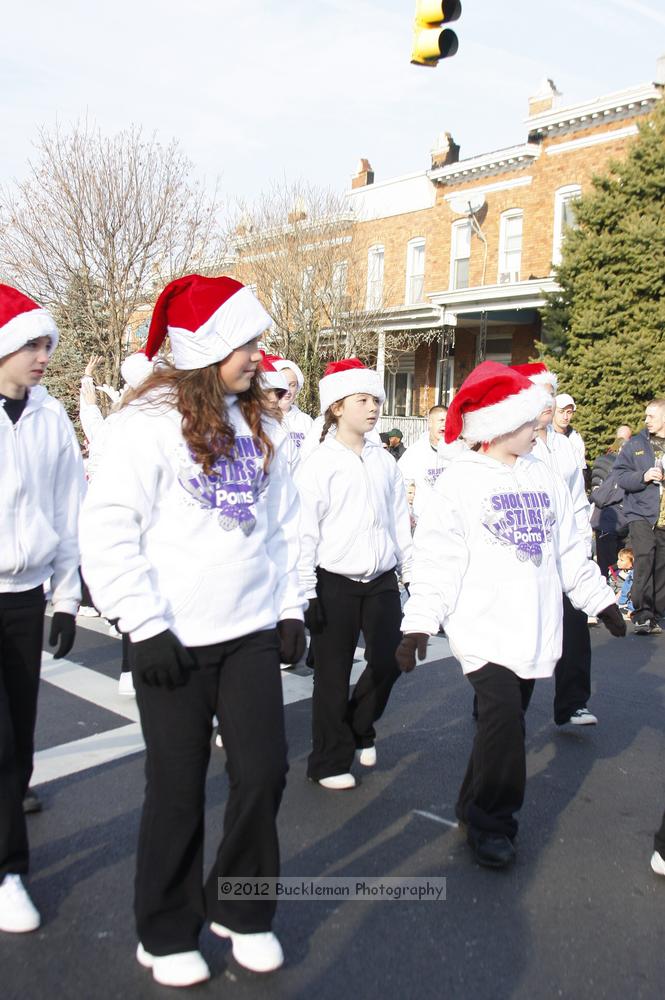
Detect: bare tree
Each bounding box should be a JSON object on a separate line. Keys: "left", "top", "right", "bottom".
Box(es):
{"left": 228, "top": 181, "right": 387, "bottom": 414}
{"left": 0, "top": 121, "right": 224, "bottom": 398}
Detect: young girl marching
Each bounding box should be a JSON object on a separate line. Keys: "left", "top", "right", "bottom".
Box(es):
{"left": 397, "top": 362, "right": 626, "bottom": 868}
{"left": 266, "top": 355, "right": 313, "bottom": 451}
{"left": 80, "top": 275, "right": 306, "bottom": 988}
{"left": 295, "top": 359, "right": 412, "bottom": 789}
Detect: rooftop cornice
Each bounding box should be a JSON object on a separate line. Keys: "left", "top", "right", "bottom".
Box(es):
{"left": 525, "top": 82, "right": 661, "bottom": 137}
{"left": 428, "top": 143, "right": 541, "bottom": 185}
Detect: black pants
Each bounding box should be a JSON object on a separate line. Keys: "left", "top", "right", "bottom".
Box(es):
{"left": 553, "top": 595, "right": 591, "bottom": 725}
{"left": 0, "top": 590, "right": 45, "bottom": 879}
{"left": 457, "top": 662, "right": 535, "bottom": 841}
{"left": 628, "top": 520, "right": 665, "bottom": 622}
{"left": 133, "top": 628, "right": 287, "bottom": 956}
{"left": 594, "top": 530, "right": 623, "bottom": 579}
{"left": 655, "top": 807, "right": 665, "bottom": 856}
{"left": 307, "top": 568, "right": 402, "bottom": 781}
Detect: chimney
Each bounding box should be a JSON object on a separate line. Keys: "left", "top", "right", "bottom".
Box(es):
{"left": 430, "top": 131, "right": 460, "bottom": 169}
{"left": 655, "top": 53, "right": 665, "bottom": 86}
{"left": 528, "top": 78, "right": 562, "bottom": 117}
{"left": 351, "top": 158, "right": 374, "bottom": 189}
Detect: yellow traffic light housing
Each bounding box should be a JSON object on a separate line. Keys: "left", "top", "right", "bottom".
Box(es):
{"left": 411, "top": 0, "right": 461, "bottom": 67}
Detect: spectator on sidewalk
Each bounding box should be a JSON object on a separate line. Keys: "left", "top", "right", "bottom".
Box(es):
{"left": 612, "top": 398, "right": 665, "bottom": 634}
{"left": 386, "top": 427, "right": 405, "bottom": 460}
{"left": 590, "top": 436, "right": 629, "bottom": 578}
{"left": 554, "top": 393, "right": 588, "bottom": 481}
{"left": 0, "top": 284, "right": 83, "bottom": 935}
{"left": 616, "top": 424, "right": 632, "bottom": 442}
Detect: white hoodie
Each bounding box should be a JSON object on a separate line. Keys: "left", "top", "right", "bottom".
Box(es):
{"left": 402, "top": 449, "right": 614, "bottom": 679}
{"left": 398, "top": 433, "right": 466, "bottom": 517}
{"left": 0, "top": 386, "right": 83, "bottom": 612}
{"left": 299, "top": 415, "right": 383, "bottom": 462}
{"left": 282, "top": 405, "right": 313, "bottom": 452}
{"left": 79, "top": 393, "right": 306, "bottom": 644}
{"left": 532, "top": 426, "right": 591, "bottom": 552}
{"left": 295, "top": 436, "right": 413, "bottom": 599}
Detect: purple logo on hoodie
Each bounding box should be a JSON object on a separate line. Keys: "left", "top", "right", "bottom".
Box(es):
{"left": 482, "top": 490, "right": 555, "bottom": 566}
{"left": 178, "top": 437, "right": 266, "bottom": 536}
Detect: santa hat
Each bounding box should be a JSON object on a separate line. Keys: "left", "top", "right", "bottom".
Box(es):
{"left": 121, "top": 274, "right": 272, "bottom": 386}
{"left": 510, "top": 362, "right": 558, "bottom": 392}
{"left": 258, "top": 351, "right": 289, "bottom": 393}
{"left": 445, "top": 361, "right": 551, "bottom": 445}
{"left": 0, "top": 283, "right": 59, "bottom": 360}
{"left": 319, "top": 358, "right": 385, "bottom": 415}
{"left": 268, "top": 355, "right": 305, "bottom": 391}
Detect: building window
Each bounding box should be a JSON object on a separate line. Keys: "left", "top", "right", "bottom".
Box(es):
{"left": 366, "top": 245, "right": 384, "bottom": 309}
{"left": 331, "top": 260, "right": 349, "bottom": 309}
{"left": 552, "top": 185, "right": 581, "bottom": 266}
{"left": 405, "top": 238, "right": 426, "bottom": 304}
{"left": 498, "top": 210, "right": 523, "bottom": 284}
{"left": 450, "top": 220, "right": 471, "bottom": 290}
{"left": 384, "top": 371, "right": 413, "bottom": 416}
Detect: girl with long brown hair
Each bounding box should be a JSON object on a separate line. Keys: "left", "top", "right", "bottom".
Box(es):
{"left": 80, "top": 275, "right": 305, "bottom": 988}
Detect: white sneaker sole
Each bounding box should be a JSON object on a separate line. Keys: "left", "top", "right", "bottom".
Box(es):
{"left": 356, "top": 747, "right": 377, "bottom": 767}
{"left": 651, "top": 851, "right": 665, "bottom": 876}
{"left": 209, "top": 923, "right": 284, "bottom": 972}
{"left": 317, "top": 773, "right": 357, "bottom": 790}
{"left": 136, "top": 943, "right": 210, "bottom": 986}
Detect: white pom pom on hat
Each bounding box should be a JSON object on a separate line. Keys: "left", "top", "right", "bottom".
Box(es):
{"left": 121, "top": 273, "right": 273, "bottom": 379}
{"left": 0, "top": 283, "right": 59, "bottom": 360}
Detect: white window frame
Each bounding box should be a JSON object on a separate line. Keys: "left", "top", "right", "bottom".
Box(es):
{"left": 449, "top": 220, "right": 471, "bottom": 290}
{"left": 552, "top": 184, "right": 581, "bottom": 267}
{"left": 498, "top": 209, "right": 523, "bottom": 284}
{"left": 405, "top": 237, "right": 426, "bottom": 305}
{"left": 366, "top": 244, "right": 385, "bottom": 310}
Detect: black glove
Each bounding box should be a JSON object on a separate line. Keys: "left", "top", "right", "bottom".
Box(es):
{"left": 304, "top": 598, "right": 325, "bottom": 634}
{"left": 49, "top": 612, "right": 76, "bottom": 659}
{"left": 598, "top": 603, "right": 627, "bottom": 637}
{"left": 278, "top": 619, "right": 306, "bottom": 665}
{"left": 131, "top": 629, "right": 195, "bottom": 689}
{"left": 395, "top": 632, "right": 429, "bottom": 673}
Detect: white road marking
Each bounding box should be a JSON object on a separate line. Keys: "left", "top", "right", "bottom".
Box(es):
{"left": 35, "top": 628, "right": 454, "bottom": 786}
{"left": 413, "top": 810, "right": 460, "bottom": 829}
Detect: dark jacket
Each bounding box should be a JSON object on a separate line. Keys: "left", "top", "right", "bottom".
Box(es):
{"left": 388, "top": 442, "right": 406, "bottom": 461}
{"left": 590, "top": 456, "right": 628, "bottom": 536}
{"left": 612, "top": 429, "right": 660, "bottom": 524}
{"left": 591, "top": 451, "right": 615, "bottom": 491}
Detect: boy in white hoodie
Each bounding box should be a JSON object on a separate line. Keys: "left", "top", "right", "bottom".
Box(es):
{"left": 266, "top": 355, "right": 313, "bottom": 450}
{"left": 397, "top": 362, "right": 625, "bottom": 869}
{"left": 80, "top": 275, "right": 306, "bottom": 987}
{"left": 295, "top": 359, "right": 412, "bottom": 790}
{"left": 0, "top": 284, "right": 82, "bottom": 934}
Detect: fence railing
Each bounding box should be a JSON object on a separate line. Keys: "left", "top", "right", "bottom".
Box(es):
{"left": 377, "top": 415, "right": 427, "bottom": 447}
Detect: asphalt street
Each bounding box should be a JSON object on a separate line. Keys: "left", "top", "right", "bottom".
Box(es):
{"left": 3, "top": 614, "right": 664, "bottom": 1000}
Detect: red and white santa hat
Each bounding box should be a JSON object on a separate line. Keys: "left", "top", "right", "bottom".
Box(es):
{"left": 121, "top": 274, "right": 272, "bottom": 387}
{"left": 319, "top": 358, "right": 385, "bottom": 415}
{"left": 268, "top": 355, "right": 305, "bottom": 391}
{"left": 445, "top": 361, "right": 551, "bottom": 444}
{"left": 0, "top": 283, "right": 59, "bottom": 360}
{"left": 258, "top": 351, "right": 289, "bottom": 393}
{"left": 510, "top": 362, "right": 558, "bottom": 392}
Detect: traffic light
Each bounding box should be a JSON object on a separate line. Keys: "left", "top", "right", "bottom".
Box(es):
{"left": 411, "top": 0, "right": 461, "bottom": 67}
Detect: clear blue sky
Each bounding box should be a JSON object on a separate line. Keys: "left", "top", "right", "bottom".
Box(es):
{"left": 1, "top": 1, "right": 663, "bottom": 211}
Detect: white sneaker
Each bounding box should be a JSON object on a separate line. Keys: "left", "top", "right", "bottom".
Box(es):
{"left": 587, "top": 615, "right": 598, "bottom": 625}
{"left": 317, "top": 773, "right": 356, "bottom": 790}
{"left": 118, "top": 672, "right": 135, "bottom": 697}
{"left": 279, "top": 662, "right": 293, "bottom": 671}
{"left": 215, "top": 732, "right": 224, "bottom": 748}
{"left": 651, "top": 850, "right": 665, "bottom": 876}
{"left": 0, "top": 874, "right": 41, "bottom": 933}
{"left": 78, "top": 606, "right": 99, "bottom": 617}
{"left": 356, "top": 746, "right": 377, "bottom": 767}
{"left": 136, "top": 942, "right": 210, "bottom": 986}
{"left": 210, "top": 923, "right": 284, "bottom": 972}
{"left": 108, "top": 623, "right": 121, "bottom": 638}
{"left": 568, "top": 708, "right": 598, "bottom": 725}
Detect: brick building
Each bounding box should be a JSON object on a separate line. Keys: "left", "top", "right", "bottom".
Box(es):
{"left": 346, "top": 63, "right": 663, "bottom": 420}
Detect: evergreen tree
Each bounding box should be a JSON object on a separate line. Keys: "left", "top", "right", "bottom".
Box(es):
{"left": 539, "top": 99, "right": 665, "bottom": 460}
